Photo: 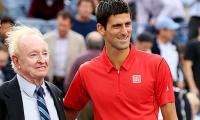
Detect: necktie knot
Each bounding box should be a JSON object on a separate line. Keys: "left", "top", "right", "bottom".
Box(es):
{"left": 36, "top": 87, "right": 45, "bottom": 96}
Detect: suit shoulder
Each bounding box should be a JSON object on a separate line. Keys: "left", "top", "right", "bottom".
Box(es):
{"left": 69, "top": 30, "right": 84, "bottom": 40}
{"left": 0, "top": 81, "right": 10, "bottom": 95}
{"left": 43, "top": 30, "right": 57, "bottom": 40}
{"left": 45, "top": 81, "right": 63, "bottom": 96}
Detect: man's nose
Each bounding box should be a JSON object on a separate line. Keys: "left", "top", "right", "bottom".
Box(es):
{"left": 121, "top": 25, "right": 128, "bottom": 35}
{"left": 37, "top": 54, "right": 46, "bottom": 63}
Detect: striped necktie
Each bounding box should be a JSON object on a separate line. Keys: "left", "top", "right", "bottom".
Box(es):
{"left": 35, "top": 87, "right": 51, "bottom": 120}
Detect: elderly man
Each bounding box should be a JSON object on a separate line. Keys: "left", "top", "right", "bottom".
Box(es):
{"left": 0, "top": 25, "right": 66, "bottom": 120}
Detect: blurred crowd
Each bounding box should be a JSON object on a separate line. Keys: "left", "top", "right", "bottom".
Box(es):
{"left": 0, "top": 0, "right": 200, "bottom": 120}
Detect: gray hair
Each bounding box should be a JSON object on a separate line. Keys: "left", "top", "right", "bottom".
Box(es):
{"left": 86, "top": 31, "right": 104, "bottom": 49}
{"left": 6, "top": 25, "right": 43, "bottom": 72}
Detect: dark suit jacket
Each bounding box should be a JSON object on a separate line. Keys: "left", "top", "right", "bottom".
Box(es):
{"left": 0, "top": 76, "right": 66, "bottom": 120}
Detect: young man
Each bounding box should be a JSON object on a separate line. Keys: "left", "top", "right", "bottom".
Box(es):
{"left": 64, "top": 0, "right": 178, "bottom": 120}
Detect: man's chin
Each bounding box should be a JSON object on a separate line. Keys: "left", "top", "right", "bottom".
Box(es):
{"left": 32, "top": 73, "right": 47, "bottom": 79}
{"left": 115, "top": 44, "right": 130, "bottom": 50}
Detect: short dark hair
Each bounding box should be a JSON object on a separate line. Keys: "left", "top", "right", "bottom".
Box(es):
{"left": 57, "top": 10, "right": 72, "bottom": 21}
{"left": 96, "top": 0, "right": 131, "bottom": 28}
{"left": 137, "top": 32, "right": 153, "bottom": 43}
{"left": 0, "top": 16, "right": 15, "bottom": 25}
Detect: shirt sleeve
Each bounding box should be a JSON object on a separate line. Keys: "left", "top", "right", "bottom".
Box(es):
{"left": 155, "top": 58, "right": 175, "bottom": 106}
{"left": 64, "top": 70, "right": 90, "bottom": 110}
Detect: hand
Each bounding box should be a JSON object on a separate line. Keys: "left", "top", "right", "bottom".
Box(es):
{"left": 176, "top": 81, "right": 185, "bottom": 89}
{"left": 190, "top": 87, "right": 199, "bottom": 97}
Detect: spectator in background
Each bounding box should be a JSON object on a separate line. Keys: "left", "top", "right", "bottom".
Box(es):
{"left": 28, "top": 0, "right": 64, "bottom": 20}
{"left": 136, "top": 0, "right": 185, "bottom": 34}
{"left": 0, "top": 16, "right": 16, "bottom": 82}
{"left": 151, "top": 17, "right": 184, "bottom": 89}
{"left": 68, "top": 0, "right": 100, "bottom": 15}
{"left": 72, "top": 0, "right": 96, "bottom": 38}
{"left": 44, "top": 10, "right": 86, "bottom": 92}
{"left": 64, "top": 31, "right": 103, "bottom": 92}
{"left": 184, "top": 26, "right": 200, "bottom": 96}
{"left": 0, "top": 17, "right": 15, "bottom": 44}
{"left": 134, "top": 32, "right": 153, "bottom": 53}
{"left": 183, "top": 0, "right": 200, "bottom": 41}
{"left": 0, "top": 44, "right": 8, "bottom": 85}
{"left": 2, "top": 0, "right": 30, "bottom": 19}
{"left": 64, "top": 31, "right": 103, "bottom": 120}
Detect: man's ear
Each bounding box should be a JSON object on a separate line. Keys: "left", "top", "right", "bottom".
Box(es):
{"left": 97, "top": 23, "right": 105, "bottom": 36}
{"left": 12, "top": 55, "right": 20, "bottom": 69}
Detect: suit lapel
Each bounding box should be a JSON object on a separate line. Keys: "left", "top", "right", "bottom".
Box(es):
{"left": 5, "top": 76, "right": 25, "bottom": 120}
{"left": 45, "top": 82, "right": 65, "bottom": 120}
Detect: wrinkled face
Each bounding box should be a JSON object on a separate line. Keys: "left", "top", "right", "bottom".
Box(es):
{"left": 0, "top": 50, "right": 8, "bottom": 69}
{"left": 14, "top": 35, "right": 49, "bottom": 81}
{"left": 77, "top": 1, "right": 93, "bottom": 19}
{"left": 0, "top": 23, "right": 13, "bottom": 39}
{"left": 98, "top": 13, "right": 132, "bottom": 50}
{"left": 57, "top": 16, "right": 71, "bottom": 37}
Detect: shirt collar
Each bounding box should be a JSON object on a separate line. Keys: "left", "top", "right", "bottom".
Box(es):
{"left": 157, "top": 39, "right": 171, "bottom": 46}
{"left": 101, "top": 44, "right": 136, "bottom": 72}
{"left": 17, "top": 74, "right": 45, "bottom": 98}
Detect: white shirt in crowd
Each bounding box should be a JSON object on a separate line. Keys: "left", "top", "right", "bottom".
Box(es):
{"left": 157, "top": 40, "right": 183, "bottom": 81}
{"left": 54, "top": 38, "right": 68, "bottom": 76}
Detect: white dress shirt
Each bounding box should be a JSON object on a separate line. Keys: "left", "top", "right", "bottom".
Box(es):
{"left": 54, "top": 38, "right": 68, "bottom": 76}
{"left": 17, "top": 74, "right": 59, "bottom": 120}
{"left": 0, "top": 70, "right": 4, "bottom": 85}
